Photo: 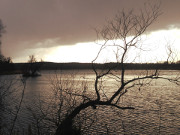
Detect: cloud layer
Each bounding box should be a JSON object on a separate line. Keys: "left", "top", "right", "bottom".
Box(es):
{"left": 0, "top": 0, "right": 180, "bottom": 59}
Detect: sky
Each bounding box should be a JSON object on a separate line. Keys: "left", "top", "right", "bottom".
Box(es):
{"left": 0, "top": 0, "right": 180, "bottom": 63}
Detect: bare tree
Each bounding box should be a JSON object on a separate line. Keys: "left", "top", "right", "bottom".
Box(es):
{"left": 53, "top": 2, "right": 156, "bottom": 135}
{"left": 25, "top": 71, "right": 93, "bottom": 134}
{"left": 0, "top": 76, "right": 26, "bottom": 134}
{"left": 0, "top": 19, "right": 5, "bottom": 37}
{"left": 23, "top": 55, "right": 43, "bottom": 77}
{"left": 9, "top": 78, "right": 26, "bottom": 135}
{"left": 0, "top": 20, "right": 14, "bottom": 75}
{"left": 164, "top": 39, "right": 178, "bottom": 64}
{"left": 0, "top": 19, "right": 4, "bottom": 49}
{"left": 50, "top": 2, "right": 180, "bottom": 135}
{"left": 0, "top": 19, "right": 5, "bottom": 56}
{"left": 28, "top": 55, "right": 37, "bottom": 63}
{"left": 0, "top": 19, "right": 5, "bottom": 59}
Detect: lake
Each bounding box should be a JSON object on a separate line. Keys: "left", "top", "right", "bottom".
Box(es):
{"left": 0, "top": 70, "right": 180, "bottom": 135}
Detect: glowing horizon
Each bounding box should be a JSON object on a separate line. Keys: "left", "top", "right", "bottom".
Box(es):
{"left": 12, "top": 28, "right": 180, "bottom": 63}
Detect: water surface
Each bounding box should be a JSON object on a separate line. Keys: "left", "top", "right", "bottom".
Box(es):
{"left": 1, "top": 70, "right": 179, "bottom": 134}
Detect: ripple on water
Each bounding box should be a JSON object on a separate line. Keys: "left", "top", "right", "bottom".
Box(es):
{"left": 1, "top": 70, "right": 180, "bottom": 134}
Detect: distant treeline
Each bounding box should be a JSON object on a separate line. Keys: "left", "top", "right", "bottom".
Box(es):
{"left": 37, "top": 62, "right": 180, "bottom": 70}
{"left": 0, "top": 63, "right": 15, "bottom": 74}
{"left": 1, "top": 62, "right": 179, "bottom": 75}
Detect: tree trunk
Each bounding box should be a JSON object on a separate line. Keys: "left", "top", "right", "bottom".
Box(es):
{"left": 55, "top": 100, "right": 99, "bottom": 135}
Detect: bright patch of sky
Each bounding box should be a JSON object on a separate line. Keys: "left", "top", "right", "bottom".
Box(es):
{"left": 13, "top": 28, "right": 180, "bottom": 63}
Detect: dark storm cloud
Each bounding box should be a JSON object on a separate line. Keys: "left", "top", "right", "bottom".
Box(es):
{"left": 0, "top": 0, "right": 180, "bottom": 57}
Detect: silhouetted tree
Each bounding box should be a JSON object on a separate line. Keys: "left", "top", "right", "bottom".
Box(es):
{"left": 164, "top": 39, "right": 179, "bottom": 64}
{"left": 28, "top": 55, "right": 36, "bottom": 63}
{"left": 0, "top": 19, "right": 5, "bottom": 55}
{"left": 0, "top": 19, "right": 14, "bottom": 74}
{"left": 54, "top": 2, "right": 179, "bottom": 135}
{"left": 22, "top": 55, "right": 43, "bottom": 77}
{"left": 0, "top": 55, "right": 12, "bottom": 63}
{"left": 0, "top": 76, "right": 26, "bottom": 134}
{"left": 0, "top": 19, "right": 7, "bottom": 63}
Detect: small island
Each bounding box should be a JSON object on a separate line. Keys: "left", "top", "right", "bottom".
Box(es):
{"left": 22, "top": 55, "right": 43, "bottom": 77}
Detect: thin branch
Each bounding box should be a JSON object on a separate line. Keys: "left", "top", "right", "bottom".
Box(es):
{"left": 10, "top": 78, "right": 26, "bottom": 135}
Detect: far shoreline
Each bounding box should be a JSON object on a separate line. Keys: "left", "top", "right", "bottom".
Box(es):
{"left": 1, "top": 62, "right": 180, "bottom": 75}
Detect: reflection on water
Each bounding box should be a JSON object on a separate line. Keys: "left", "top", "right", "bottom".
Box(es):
{"left": 0, "top": 70, "right": 180, "bottom": 134}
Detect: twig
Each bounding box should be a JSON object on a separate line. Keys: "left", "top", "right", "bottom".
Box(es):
{"left": 10, "top": 78, "right": 26, "bottom": 135}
